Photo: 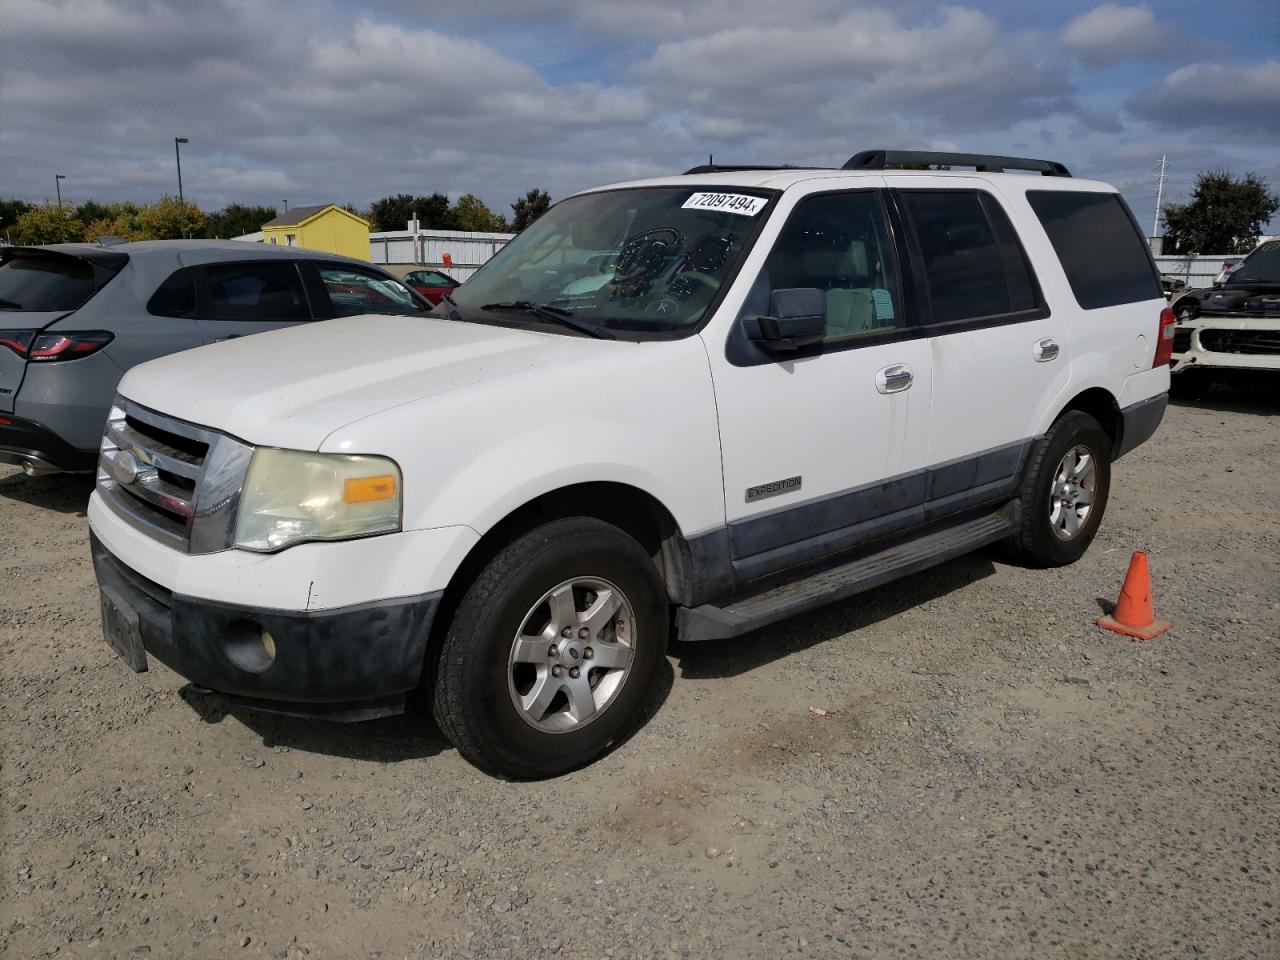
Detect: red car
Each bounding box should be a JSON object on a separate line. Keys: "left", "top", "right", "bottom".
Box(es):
{"left": 403, "top": 269, "right": 460, "bottom": 305}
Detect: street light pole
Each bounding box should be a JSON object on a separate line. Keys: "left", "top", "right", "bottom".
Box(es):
{"left": 174, "top": 137, "right": 189, "bottom": 238}
{"left": 54, "top": 174, "right": 67, "bottom": 242}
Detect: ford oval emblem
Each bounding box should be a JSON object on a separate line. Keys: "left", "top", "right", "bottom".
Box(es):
{"left": 111, "top": 450, "right": 140, "bottom": 485}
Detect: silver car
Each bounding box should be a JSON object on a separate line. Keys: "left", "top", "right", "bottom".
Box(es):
{"left": 0, "top": 240, "right": 429, "bottom": 475}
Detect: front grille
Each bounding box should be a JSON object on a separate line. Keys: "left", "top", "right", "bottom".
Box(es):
{"left": 97, "top": 398, "right": 254, "bottom": 553}
{"left": 1199, "top": 328, "right": 1280, "bottom": 356}
{"left": 1172, "top": 327, "right": 1192, "bottom": 354}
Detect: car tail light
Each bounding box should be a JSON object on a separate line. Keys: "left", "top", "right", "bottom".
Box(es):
{"left": 0, "top": 329, "right": 36, "bottom": 358}
{"left": 0, "top": 330, "right": 113, "bottom": 362}
{"left": 1153, "top": 307, "right": 1176, "bottom": 367}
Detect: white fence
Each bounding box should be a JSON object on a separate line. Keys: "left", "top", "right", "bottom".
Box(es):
{"left": 1153, "top": 253, "right": 1238, "bottom": 288}
{"left": 369, "top": 228, "right": 514, "bottom": 281}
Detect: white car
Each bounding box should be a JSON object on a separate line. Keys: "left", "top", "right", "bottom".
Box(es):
{"left": 88, "top": 150, "right": 1172, "bottom": 777}
{"left": 1170, "top": 238, "right": 1280, "bottom": 398}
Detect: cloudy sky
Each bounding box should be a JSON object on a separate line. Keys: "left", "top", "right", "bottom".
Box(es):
{"left": 2, "top": 0, "right": 1277, "bottom": 231}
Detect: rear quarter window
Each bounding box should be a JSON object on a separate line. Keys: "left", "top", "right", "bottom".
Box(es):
{"left": 1026, "top": 191, "right": 1161, "bottom": 310}
{"left": 0, "top": 250, "right": 123, "bottom": 312}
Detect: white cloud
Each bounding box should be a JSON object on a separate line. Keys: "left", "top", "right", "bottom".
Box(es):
{"left": 0, "top": 0, "right": 1275, "bottom": 233}
{"left": 1061, "top": 4, "right": 1171, "bottom": 68}
{"left": 1128, "top": 61, "right": 1280, "bottom": 140}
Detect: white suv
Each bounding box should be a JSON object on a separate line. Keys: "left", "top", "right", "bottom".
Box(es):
{"left": 88, "top": 150, "right": 1173, "bottom": 778}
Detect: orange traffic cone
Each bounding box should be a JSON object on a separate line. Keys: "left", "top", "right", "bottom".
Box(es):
{"left": 1097, "top": 549, "right": 1170, "bottom": 640}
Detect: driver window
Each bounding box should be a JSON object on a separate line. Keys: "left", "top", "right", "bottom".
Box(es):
{"left": 757, "top": 191, "right": 904, "bottom": 344}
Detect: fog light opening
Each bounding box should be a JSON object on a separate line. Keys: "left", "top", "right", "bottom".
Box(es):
{"left": 224, "top": 619, "right": 277, "bottom": 673}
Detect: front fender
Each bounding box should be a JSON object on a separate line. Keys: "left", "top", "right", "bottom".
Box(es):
{"left": 320, "top": 336, "right": 726, "bottom": 543}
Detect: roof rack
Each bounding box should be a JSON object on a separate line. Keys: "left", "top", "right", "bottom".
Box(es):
{"left": 682, "top": 163, "right": 818, "bottom": 175}
{"left": 843, "top": 150, "right": 1071, "bottom": 177}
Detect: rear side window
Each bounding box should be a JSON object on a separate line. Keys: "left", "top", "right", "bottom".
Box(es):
{"left": 147, "top": 266, "right": 198, "bottom": 319}
{"left": 900, "top": 190, "right": 1041, "bottom": 325}
{"left": 204, "top": 262, "right": 310, "bottom": 322}
{"left": 1026, "top": 191, "right": 1161, "bottom": 309}
{"left": 0, "top": 250, "right": 123, "bottom": 312}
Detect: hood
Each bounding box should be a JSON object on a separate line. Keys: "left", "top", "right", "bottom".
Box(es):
{"left": 1187, "top": 283, "right": 1280, "bottom": 318}
{"left": 116, "top": 316, "right": 617, "bottom": 449}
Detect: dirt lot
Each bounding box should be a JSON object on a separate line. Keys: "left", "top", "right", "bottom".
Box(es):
{"left": 2, "top": 387, "right": 1277, "bottom": 960}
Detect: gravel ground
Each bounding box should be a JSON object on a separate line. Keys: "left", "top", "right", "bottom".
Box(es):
{"left": 2, "top": 386, "right": 1277, "bottom": 960}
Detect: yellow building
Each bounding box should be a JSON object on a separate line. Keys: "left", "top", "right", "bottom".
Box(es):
{"left": 261, "top": 204, "right": 370, "bottom": 260}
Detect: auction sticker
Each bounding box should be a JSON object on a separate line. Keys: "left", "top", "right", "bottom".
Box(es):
{"left": 682, "top": 192, "right": 768, "bottom": 216}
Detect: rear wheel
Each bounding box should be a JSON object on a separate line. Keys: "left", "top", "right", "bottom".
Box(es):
{"left": 432, "top": 517, "right": 667, "bottom": 779}
{"left": 1007, "top": 410, "right": 1111, "bottom": 567}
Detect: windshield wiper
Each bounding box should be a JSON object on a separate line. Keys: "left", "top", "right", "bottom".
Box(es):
{"left": 480, "top": 301, "right": 615, "bottom": 340}
{"left": 439, "top": 292, "right": 462, "bottom": 321}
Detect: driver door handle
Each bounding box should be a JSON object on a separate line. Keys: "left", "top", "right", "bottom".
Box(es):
{"left": 876, "top": 364, "right": 913, "bottom": 394}
{"left": 1034, "top": 338, "right": 1060, "bottom": 362}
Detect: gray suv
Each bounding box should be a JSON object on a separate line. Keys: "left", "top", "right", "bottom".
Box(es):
{"left": 0, "top": 240, "right": 429, "bottom": 475}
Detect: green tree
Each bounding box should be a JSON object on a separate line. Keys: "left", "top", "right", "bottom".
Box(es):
{"left": 369, "top": 193, "right": 452, "bottom": 231}
{"left": 13, "top": 202, "right": 85, "bottom": 244}
{"left": 83, "top": 202, "right": 147, "bottom": 243}
{"left": 510, "top": 188, "right": 551, "bottom": 232}
{"left": 1162, "top": 171, "right": 1279, "bottom": 255}
{"left": 0, "top": 198, "right": 33, "bottom": 241}
{"left": 138, "top": 195, "right": 207, "bottom": 240}
{"left": 203, "top": 203, "right": 277, "bottom": 239}
{"left": 74, "top": 200, "right": 114, "bottom": 224}
{"left": 450, "top": 193, "right": 509, "bottom": 232}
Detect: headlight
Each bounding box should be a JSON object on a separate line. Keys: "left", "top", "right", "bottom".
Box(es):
{"left": 233, "top": 448, "right": 402, "bottom": 552}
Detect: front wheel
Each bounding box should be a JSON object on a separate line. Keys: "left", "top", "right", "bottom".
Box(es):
{"left": 432, "top": 517, "right": 668, "bottom": 778}
{"left": 1006, "top": 410, "right": 1112, "bottom": 567}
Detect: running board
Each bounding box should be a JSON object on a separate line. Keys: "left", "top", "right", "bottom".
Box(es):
{"left": 676, "top": 501, "right": 1021, "bottom": 642}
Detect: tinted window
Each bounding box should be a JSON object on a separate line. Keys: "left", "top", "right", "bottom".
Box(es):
{"left": 147, "top": 266, "right": 198, "bottom": 318}
{"left": 1230, "top": 239, "right": 1280, "bottom": 284}
{"left": 1027, "top": 191, "right": 1161, "bottom": 309}
{"left": 408, "top": 270, "right": 455, "bottom": 286}
{"left": 204, "top": 262, "right": 310, "bottom": 321}
{"left": 901, "top": 190, "right": 1034, "bottom": 324}
{"left": 0, "top": 250, "right": 121, "bottom": 312}
{"left": 317, "top": 267, "right": 427, "bottom": 318}
{"left": 754, "top": 191, "right": 904, "bottom": 343}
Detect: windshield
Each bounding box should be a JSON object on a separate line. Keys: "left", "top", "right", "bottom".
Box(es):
{"left": 445, "top": 186, "right": 772, "bottom": 335}
{"left": 1229, "top": 240, "right": 1280, "bottom": 284}
{"left": 0, "top": 250, "right": 121, "bottom": 312}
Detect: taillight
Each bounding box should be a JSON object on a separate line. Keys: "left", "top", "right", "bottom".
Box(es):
{"left": 0, "top": 330, "right": 113, "bottom": 362}
{"left": 0, "top": 330, "right": 37, "bottom": 358}
{"left": 1153, "top": 306, "right": 1176, "bottom": 367}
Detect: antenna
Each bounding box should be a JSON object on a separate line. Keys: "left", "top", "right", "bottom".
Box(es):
{"left": 1152, "top": 154, "right": 1168, "bottom": 238}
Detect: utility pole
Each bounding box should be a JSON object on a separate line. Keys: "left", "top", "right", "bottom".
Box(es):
{"left": 1152, "top": 154, "right": 1168, "bottom": 239}
{"left": 282, "top": 199, "right": 288, "bottom": 212}
{"left": 55, "top": 174, "right": 66, "bottom": 242}
{"left": 174, "top": 137, "right": 189, "bottom": 238}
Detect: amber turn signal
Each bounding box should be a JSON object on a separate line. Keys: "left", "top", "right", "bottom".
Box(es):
{"left": 343, "top": 474, "right": 398, "bottom": 503}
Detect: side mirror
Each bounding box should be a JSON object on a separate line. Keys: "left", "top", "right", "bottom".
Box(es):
{"left": 744, "top": 288, "right": 827, "bottom": 353}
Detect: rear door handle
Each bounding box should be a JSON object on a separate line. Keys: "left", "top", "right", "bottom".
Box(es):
{"left": 1033, "top": 338, "right": 1060, "bottom": 362}
{"left": 876, "top": 364, "right": 913, "bottom": 394}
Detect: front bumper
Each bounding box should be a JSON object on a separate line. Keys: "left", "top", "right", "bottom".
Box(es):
{"left": 91, "top": 532, "right": 441, "bottom": 719}
{"left": 0, "top": 414, "right": 97, "bottom": 472}
{"left": 1172, "top": 315, "right": 1280, "bottom": 374}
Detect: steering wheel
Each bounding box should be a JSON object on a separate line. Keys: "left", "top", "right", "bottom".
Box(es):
{"left": 612, "top": 228, "right": 683, "bottom": 294}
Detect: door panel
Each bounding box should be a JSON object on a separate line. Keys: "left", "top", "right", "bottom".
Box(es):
{"left": 705, "top": 188, "right": 932, "bottom": 587}
{"left": 886, "top": 176, "right": 1070, "bottom": 476}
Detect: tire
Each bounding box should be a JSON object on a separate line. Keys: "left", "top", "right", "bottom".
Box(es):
{"left": 1006, "top": 410, "right": 1112, "bottom": 567}
{"left": 432, "top": 517, "right": 668, "bottom": 779}
{"left": 1169, "top": 370, "right": 1212, "bottom": 401}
